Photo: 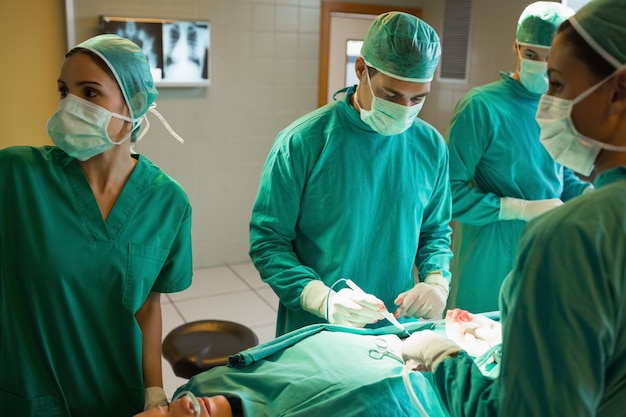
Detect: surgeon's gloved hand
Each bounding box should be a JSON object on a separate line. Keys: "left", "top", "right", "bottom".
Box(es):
{"left": 144, "top": 386, "right": 168, "bottom": 410}
{"left": 394, "top": 273, "right": 448, "bottom": 319}
{"left": 499, "top": 197, "right": 563, "bottom": 221}
{"left": 328, "top": 288, "right": 386, "bottom": 326}
{"left": 301, "top": 280, "right": 384, "bottom": 327}
{"left": 401, "top": 330, "right": 462, "bottom": 372}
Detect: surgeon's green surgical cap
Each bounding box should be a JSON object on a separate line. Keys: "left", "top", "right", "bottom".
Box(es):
{"left": 72, "top": 34, "right": 158, "bottom": 121}
{"left": 516, "top": 1, "right": 574, "bottom": 48}
{"left": 361, "top": 11, "right": 441, "bottom": 83}
{"left": 570, "top": 0, "right": 626, "bottom": 68}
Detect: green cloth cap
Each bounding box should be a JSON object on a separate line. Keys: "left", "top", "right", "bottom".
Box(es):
{"left": 72, "top": 34, "right": 158, "bottom": 121}
{"left": 361, "top": 11, "right": 441, "bottom": 83}
{"left": 516, "top": 1, "right": 574, "bottom": 48}
{"left": 570, "top": 0, "right": 626, "bottom": 68}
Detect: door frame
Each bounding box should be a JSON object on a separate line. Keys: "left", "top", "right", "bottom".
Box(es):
{"left": 317, "top": 2, "right": 422, "bottom": 107}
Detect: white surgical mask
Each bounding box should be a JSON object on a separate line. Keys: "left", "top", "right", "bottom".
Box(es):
{"left": 536, "top": 68, "right": 626, "bottom": 176}
{"left": 357, "top": 70, "right": 424, "bottom": 136}
{"left": 519, "top": 57, "right": 548, "bottom": 94}
{"left": 47, "top": 94, "right": 139, "bottom": 161}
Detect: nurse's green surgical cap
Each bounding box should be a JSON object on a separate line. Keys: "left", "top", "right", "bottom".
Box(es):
{"left": 516, "top": 1, "right": 574, "bottom": 48}
{"left": 361, "top": 11, "right": 441, "bottom": 83}
{"left": 71, "top": 34, "right": 158, "bottom": 120}
{"left": 570, "top": 0, "right": 626, "bottom": 68}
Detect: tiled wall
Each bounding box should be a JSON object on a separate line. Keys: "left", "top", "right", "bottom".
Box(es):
{"left": 71, "top": 0, "right": 326, "bottom": 268}
{"left": 61, "top": 0, "right": 543, "bottom": 268}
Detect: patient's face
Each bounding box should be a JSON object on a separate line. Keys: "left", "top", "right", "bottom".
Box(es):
{"left": 134, "top": 395, "right": 233, "bottom": 417}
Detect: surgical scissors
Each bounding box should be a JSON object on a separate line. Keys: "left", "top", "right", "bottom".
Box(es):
{"left": 368, "top": 337, "right": 404, "bottom": 363}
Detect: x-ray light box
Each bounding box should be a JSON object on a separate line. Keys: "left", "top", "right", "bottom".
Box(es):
{"left": 99, "top": 16, "right": 210, "bottom": 88}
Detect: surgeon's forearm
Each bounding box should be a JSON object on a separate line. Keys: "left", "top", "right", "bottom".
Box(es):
{"left": 250, "top": 221, "right": 322, "bottom": 310}
{"left": 417, "top": 225, "right": 453, "bottom": 281}
{"left": 136, "top": 291, "right": 163, "bottom": 388}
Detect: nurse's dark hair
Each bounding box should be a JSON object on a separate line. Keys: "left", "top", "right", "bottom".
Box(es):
{"left": 557, "top": 20, "right": 615, "bottom": 79}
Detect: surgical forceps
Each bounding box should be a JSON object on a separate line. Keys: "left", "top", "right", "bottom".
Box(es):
{"left": 368, "top": 337, "right": 404, "bottom": 363}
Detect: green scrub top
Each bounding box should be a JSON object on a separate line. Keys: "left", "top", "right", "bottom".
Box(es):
{"left": 250, "top": 86, "right": 453, "bottom": 336}
{"left": 432, "top": 166, "right": 626, "bottom": 416}
{"left": 446, "top": 73, "right": 589, "bottom": 313}
{"left": 0, "top": 146, "right": 193, "bottom": 416}
{"left": 175, "top": 324, "right": 450, "bottom": 417}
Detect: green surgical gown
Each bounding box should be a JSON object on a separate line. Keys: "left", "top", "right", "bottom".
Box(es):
{"left": 432, "top": 166, "right": 626, "bottom": 416}
{"left": 175, "top": 324, "right": 450, "bottom": 417}
{"left": 446, "top": 73, "right": 589, "bottom": 313}
{"left": 0, "top": 146, "right": 193, "bottom": 416}
{"left": 249, "top": 86, "right": 453, "bottom": 336}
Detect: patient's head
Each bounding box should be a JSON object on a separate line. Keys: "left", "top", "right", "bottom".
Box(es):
{"left": 134, "top": 394, "right": 233, "bottom": 417}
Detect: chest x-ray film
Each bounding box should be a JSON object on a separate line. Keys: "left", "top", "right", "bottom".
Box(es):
{"left": 100, "top": 16, "right": 210, "bottom": 87}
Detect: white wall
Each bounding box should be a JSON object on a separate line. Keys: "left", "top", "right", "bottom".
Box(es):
{"left": 68, "top": 0, "right": 551, "bottom": 268}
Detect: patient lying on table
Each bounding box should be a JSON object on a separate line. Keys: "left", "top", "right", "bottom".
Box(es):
{"left": 136, "top": 311, "right": 500, "bottom": 417}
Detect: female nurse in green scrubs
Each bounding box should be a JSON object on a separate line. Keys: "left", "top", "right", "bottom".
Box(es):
{"left": 0, "top": 34, "right": 192, "bottom": 416}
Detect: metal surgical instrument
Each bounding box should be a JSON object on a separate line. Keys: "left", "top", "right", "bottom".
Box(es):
{"left": 368, "top": 337, "right": 404, "bottom": 363}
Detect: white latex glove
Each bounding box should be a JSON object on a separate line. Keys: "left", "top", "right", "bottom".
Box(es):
{"left": 393, "top": 273, "right": 448, "bottom": 319}
{"left": 301, "top": 280, "right": 384, "bottom": 327}
{"left": 144, "top": 386, "right": 168, "bottom": 410}
{"left": 401, "top": 329, "right": 462, "bottom": 371}
{"left": 499, "top": 197, "right": 563, "bottom": 221}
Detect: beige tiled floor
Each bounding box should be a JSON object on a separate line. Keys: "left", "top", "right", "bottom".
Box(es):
{"left": 161, "top": 262, "right": 278, "bottom": 398}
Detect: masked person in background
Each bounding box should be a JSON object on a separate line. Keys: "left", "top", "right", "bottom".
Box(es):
{"left": 445, "top": 1, "right": 593, "bottom": 314}
{"left": 249, "top": 12, "right": 453, "bottom": 337}
{"left": 403, "top": 0, "right": 626, "bottom": 415}
{"left": 0, "top": 34, "right": 192, "bottom": 416}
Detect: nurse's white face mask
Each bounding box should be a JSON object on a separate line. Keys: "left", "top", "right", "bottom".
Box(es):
{"left": 536, "top": 67, "right": 626, "bottom": 176}
{"left": 47, "top": 94, "right": 141, "bottom": 161}
{"left": 357, "top": 69, "right": 424, "bottom": 136}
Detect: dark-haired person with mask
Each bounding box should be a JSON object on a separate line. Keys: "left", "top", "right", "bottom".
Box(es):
{"left": 0, "top": 34, "right": 192, "bottom": 416}
{"left": 249, "top": 12, "right": 453, "bottom": 337}
{"left": 404, "top": 0, "right": 626, "bottom": 415}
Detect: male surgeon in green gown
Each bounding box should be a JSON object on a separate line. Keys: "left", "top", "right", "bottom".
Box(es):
{"left": 250, "top": 12, "right": 453, "bottom": 336}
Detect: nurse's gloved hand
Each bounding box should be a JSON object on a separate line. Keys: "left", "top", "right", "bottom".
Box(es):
{"left": 394, "top": 273, "right": 448, "bottom": 319}
{"left": 499, "top": 197, "right": 563, "bottom": 221}
{"left": 401, "top": 330, "right": 462, "bottom": 371}
{"left": 301, "top": 280, "right": 384, "bottom": 327}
